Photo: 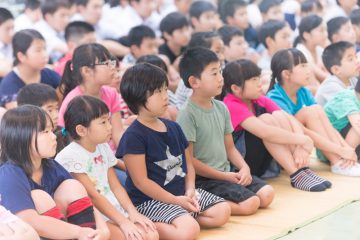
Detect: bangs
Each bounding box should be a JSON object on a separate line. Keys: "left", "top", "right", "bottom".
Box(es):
{"left": 289, "top": 49, "right": 307, "bottom": 67}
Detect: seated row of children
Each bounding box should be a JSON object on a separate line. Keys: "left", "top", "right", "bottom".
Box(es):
{"left": 1, "top": 38, "right": 360, "bottom": 239}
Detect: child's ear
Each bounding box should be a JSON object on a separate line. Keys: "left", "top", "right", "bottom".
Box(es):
{"left": 230, "top": 84, "right": 242, "bottom": 95}
{"left": 265, "top": 36, "right": 274, "bottom": 49}
{"left": 163, "top": 32, "right": 172, "bottom": 42}
{"left": 330, "top": 65, "right": 340, "bottom": 75}
{"left": 280, "top": 69, "right": 291, "bottom": 81}
{"left": 80, "top": 66, "right": 93, "bottom": 78}
{"left": 188, "top": 75, "right": 200, "bottom": 88}
{"left": 16, "top": 52, "right": 27, "bottom": 63}
{"left": 226, "top": 16, "right": 235, "bottom": 26}
{"left": 303, "top": 32, "right": 311, "bottom": 43}
{"left": 130, "top": 45, "right": 140, "bottom": 58}
{"left": 190, "top": 17, "right": 199, "bottom": 29}
{"left": 75, "top": 124, "right": 87, "bottom": 137}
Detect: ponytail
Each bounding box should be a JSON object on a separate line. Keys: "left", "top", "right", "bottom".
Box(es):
{"left": 60, "top": 60, "right": 79, "bottom": 99}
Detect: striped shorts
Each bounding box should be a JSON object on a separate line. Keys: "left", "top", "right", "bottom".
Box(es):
{"left": 136, "top": 188, "right": 224, "bottom": 224}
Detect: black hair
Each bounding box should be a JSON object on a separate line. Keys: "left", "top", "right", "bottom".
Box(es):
{"left": 188, "top": 31, "right": 220, "bottom": 49}
{"left": 223, "top": 59, "right": 261, "bottom": 94}
{"left": 60, "top": 43, "right": 112, "bottom": 98}
{"left": 350, "top": 9, "right": 360, "bottom": 25}
{"left": 0, "top": 7, "right": 14, "bottom": 25}
{"left": 160, "top": 12, "right": 190, "bottom": 36}
{"left": 136, "top": 55, "right": 168, "bottom": 73}
{"left": 41, "top": 0, "right": 71, "bottom": 17}
{"left": 65, "top": 21, "right": 95, "bottom": 42}
{"left": 12, "top": 29, "right": 45, "bottom": 66}
{"left": 294, "top": 14, "right": 323, "bottom": 46}
{"left": 268, "top": 48, "right": 307, "bottom": 91}
{"left": 63, "top": 95, "right": 109, "bottom": 140}
{"left": 301, "top": 0, "right": 322, "bottom": 14}
{"left": 25, "top": 0, "right": 41, "bottom": 10}
{"left": 128, "top": 25, "right": 156, "bottom": 47}
{"left": 355, "top": 76, "right": 360, "bottom": 93}
{"left": 17, "top": 83, "right": 58, "bottom": 107}
{"left": 327, "top": 16, "right": 350, "bottom": 42}
{"left": 120, "top": 63, "right": 168, "bottom": 114}
{"left": 218, "top": 0, "right": 247, "bottom": 24}
{"left": 322, "top": 41, "right": 355, "bottom": 74}
{"left": 258, "top": 20, "right": 287, "bottom": 48}
{"left": 259, "top": 0, "right": 281, "bottom": 14}
{"left": 179, "top": 47, "right": 219, "bottom": 88}
{"left": 189, "top": 0, "right": 216, "bottom": 19}
{"left": 73, "top": 0, "right": 89, "bottom": 6}
{"left": 0, "top": 105, "right": 52, "bottom": 177}
{"left": 217, "top": 25, "right": 244, "bottom": 46}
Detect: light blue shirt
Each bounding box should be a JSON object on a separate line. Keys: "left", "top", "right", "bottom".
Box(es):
{"left": 267, "top": 83, "right": 316, "bottom": 115}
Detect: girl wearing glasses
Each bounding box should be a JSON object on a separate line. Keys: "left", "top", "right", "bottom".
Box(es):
{"left": 58, "top": 43, "right": 125, "bottom": 151}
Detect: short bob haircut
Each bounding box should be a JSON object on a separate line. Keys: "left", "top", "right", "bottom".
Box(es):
{"left": 0, "top": 105, "right": 52, "bottom": 177}
{"left": 179, "top": 47, "right": 219, "bottom": 88}
{"left": 64, "top": 95, "right": 109, "bottom": 140}
{"left": 120, "top": 63, "right": 168, "bottom": 114}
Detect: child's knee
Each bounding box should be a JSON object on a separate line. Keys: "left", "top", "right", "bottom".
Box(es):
{"left": 31, "top": 189, "right": 56, "bottom": 214}
{"left": 256, "top": 185, "right": 275, "bottom": 208}
{"left": 173, "top": 215, "right": 200, "bottom": 240}
{"left": 54, "top": 179, "right": 88, "bottom": 203}
{"left": 240, "top": 196, "right": 260, "bottom": 215}
{"left": 211, "top": 202, "right": 231, "bottom": 226}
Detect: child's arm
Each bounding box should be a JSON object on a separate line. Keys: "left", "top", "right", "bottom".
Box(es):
{"left": 16, "top": 209, "right": 97, "bottom": 239}
{"left": 224, "top": 134, "right": 252, "bottom": 186}
{"left": 183, "top": 147, "right": 200, "bottom": 211}
{"left": 107, "top": 168, "right": 156, "bottom": 232}
{"left": 188, "top": 143, "right": 241, "bottom": 184}
{"left": 348, "top": 114, "right": 360, "bottom": 136}
{"left": 123, "top": 154, "right": 198, "bottom": 212}
{"left": 111, "top": 112, "right": 125, "bottom": 148}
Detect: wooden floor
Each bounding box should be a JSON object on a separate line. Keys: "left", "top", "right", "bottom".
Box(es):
{"left": 198, "top": 160, "right": 360, "bottom": 240}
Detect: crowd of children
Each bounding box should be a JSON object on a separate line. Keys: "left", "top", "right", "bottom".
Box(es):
{"left": 0, "top": 0, "right": 360, "bottom": 239}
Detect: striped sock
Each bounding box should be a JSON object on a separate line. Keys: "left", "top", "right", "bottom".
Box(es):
{"left": 290, "top": 169, "right": 327, "bottom": 192}
{"left": 303, "top": 167, "right": 332, "bottom": 188}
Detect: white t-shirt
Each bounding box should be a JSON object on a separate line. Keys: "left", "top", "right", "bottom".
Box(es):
{"left": 56, "top": 142, "right": 128, "bottom": 219}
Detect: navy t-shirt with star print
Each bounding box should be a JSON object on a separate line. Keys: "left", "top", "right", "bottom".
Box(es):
{"left": 116, "top": 118, "right": 189, "bottom": 205}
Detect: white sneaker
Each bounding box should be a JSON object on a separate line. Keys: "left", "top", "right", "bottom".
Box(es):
{"left": 331, "top": 161, "right": 360, "bottom": 177}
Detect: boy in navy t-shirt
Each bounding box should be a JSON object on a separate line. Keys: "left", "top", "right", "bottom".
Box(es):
{"left": 116, "top": 63, "right": 230, "bottom": 240}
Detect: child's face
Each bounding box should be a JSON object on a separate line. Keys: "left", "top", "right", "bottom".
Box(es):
{"left": 264, "top": 5, "right": 284, "bottom": 22}
{"left": 192, "top": 11, "right": 218, "bottom": 32}
{"left": 195, "top": 61, "right": 223, "bottom": 97}
{"left": 270, "top": 26, "right": 293, "bottom": 52}
{"left": 289, "top": 63, "right": 312, "bottom": 86}
{"left": 210, "top": 37, "right": 225, "bottom": 67}
{"left": 228, "top": 7, "right": 249, "bottom": 30}
{"left": 352, "top": 24, "right": 360, "bottom": 43}
{"left": 132, "top": 0, "right": 157, "bottom": 19}
{"left": 81, "top": 0, "right": 104, "bottom": 25}
{"left": 31, "top": 119, "right": 57, "bottom": 160}
{"left": 224, "top": 35, "right": 248, "bottom": 62}
{"left": 92, "top": 59, "right": 117, "bottom": 86}
{"left": 86, "top": 114, "right": 112, "bottom": 144}
{"left": 132, "top": 37, "right": 159, "bottom": 59}
{"left": 41, "top": 101, "right": 59, "bottom": 129}
{"left": 334, "top": 22, "right": 356, "bottom": 44}
{"left": 25, "top": 8, "right": 42, "bottom": 23}
{"left": 175, "top": 0, "right": 192, "bottom": 14}
{"left": 239, "top": 76, "right": 263, "bottom": 100}
{"left": 0, "top": 19, "right": 14, "bottom": 44}
{"left": 45, "top": 7, "right": 71, "bottom": 33}
{"left": 168, "top": 26, "right": 192, "bottom": 47}
{"left": 337, "top": 47, "right": 360, "bottom": 79}
{"left": 307, "top": 23, "right": 328, "bottom": 47}
{"left": 143, "top": 84, "right": 169, "bottom": 116}
{"left": 20, "top": 39, "right": 49, "bottom": 70}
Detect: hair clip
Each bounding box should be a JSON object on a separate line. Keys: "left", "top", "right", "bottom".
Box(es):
{"left": 61, "top": 127, "right": 67, "bottom": 137}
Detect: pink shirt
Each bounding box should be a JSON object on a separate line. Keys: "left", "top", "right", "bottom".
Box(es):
{"left": 223, "top": 93, "right": 280, "bottom": 131}
{"left": 58, "top": 86, "right": 122, "bottom": 127}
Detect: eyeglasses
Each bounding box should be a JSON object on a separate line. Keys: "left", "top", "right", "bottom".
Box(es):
{"left": 93, "top": 60, "right": 117, "bottom": 69}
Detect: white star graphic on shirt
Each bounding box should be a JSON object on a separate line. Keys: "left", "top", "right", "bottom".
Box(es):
{"left": 154, "top": 146, "right": 186, "bottom": 185}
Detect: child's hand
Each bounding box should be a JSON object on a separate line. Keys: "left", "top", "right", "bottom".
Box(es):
{"left": 237, "top": 166, "right": 252, "bottom": 186}
{"left": 174, "top": 196, "right": 199, "bottom": 213}
{"left": 129, "top": 212, "right": 156, "bottom": 233}
{"left": 224, "top": 172, "right": 241, "bottom": 184}
{"left": 338, "top": 146, "right": 357, "bottom": 162}
{"left": 293, "top": 145, "right": 310, "bottom": 168}
{"left": 77, "top": 228, "right": 102, "bottom": 240}
{"left": 85, "top": 229, "right": 109, "bottom": 240}
{"left": 185, "top": 189, "right": 200, "bottom": 212}
{"left": 119, "top": 219, "right": 145, "bottom": 240}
